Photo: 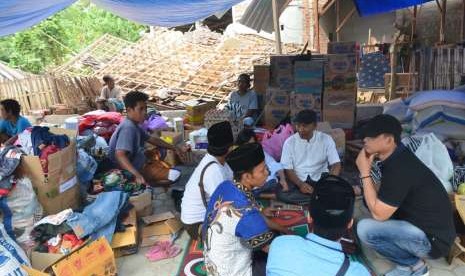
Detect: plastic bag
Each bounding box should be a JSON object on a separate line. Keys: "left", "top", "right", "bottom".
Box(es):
{"left": 261, "top": 124, "right": 294, "bottom": 161}
{"left": 402, "top": 133, "right": 454, "bottom": 193}
{"left": 1, "top": 178, "right": 43, "bottom": 251}
{"left": 0, "top": 223, "right": 30, "bottom": 276}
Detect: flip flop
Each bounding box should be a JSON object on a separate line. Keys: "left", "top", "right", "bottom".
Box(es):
{"left": 145, "top": 240, "right": 182, "bottom": 262}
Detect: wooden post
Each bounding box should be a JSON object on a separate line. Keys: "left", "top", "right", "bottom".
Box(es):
{"left": 336, "top": 0, "right": 340, "bottom": 41}
{"left": 462, "top": 0, "right": 465, "bottom": 41}
{"left": 314, "top": 0, "right": 320, "bottom": 52}
{"left": 437, "top": 0, "right": 447, "bottom": 44}
{"left": 412, "top": 6, "right": 418, "bottom": 42}
{"left": 272, "top": 0, "right": 282, "bottom": 54}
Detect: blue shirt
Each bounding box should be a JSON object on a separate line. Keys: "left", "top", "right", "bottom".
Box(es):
{"left": 0, "top": 116, "right": 31, "bottom": 137}
{"left": 266, "top": 233, "right": 371, "bottom": 276}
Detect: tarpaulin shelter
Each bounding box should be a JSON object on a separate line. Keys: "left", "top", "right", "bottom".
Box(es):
{"left": 353, "top": 0, "right": 434, "bottom": 17}
{"left": 0, "top": 0, "right": 245, "bottom": 37}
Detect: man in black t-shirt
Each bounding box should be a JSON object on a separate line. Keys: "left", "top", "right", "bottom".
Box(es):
{"left": 355, "top": 115, "right": 455, "bottom": 276}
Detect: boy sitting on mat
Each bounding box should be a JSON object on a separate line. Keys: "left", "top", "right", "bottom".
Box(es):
{"left": 266, "top": 176, "right": 370, "bottom": 276}
{"left": 202, "top": 143, "right": 290, "bottom": 276}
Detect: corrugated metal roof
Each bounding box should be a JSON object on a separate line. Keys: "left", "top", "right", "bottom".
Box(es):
{"left": 239, "top": 0, "right": 292, "bottom": 33}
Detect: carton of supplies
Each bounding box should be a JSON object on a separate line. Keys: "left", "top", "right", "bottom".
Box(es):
{"left": 183, "top": 99, "right": 217, "bottom": 125}
{"left": 111, "top": 208, "right": 138, "bottom": 258}
{"left": 17, "top": 128, "right": 80, "bottom": 215}
{"left": 129, "top": 189, "right": 153, "bottom": 217}
{"left": 266, "top": 88, "right": 290, "bottom": 107}
{"left": 28, "top": 237, "right": 116, "bottom": 276}
{"left": 140, "top": 211, "right": 183, "bottom": 248}
{"left": 327, "top": 41, "right": 357, "bottom": 54}
{"left": 294, "top": 61, "right": 324, "bottom": 95}
{"left": 264, "top": 105, "right": 290, "bottom": 129}
{"left": 253, "top": 65, "right": 270, "bottom": 94}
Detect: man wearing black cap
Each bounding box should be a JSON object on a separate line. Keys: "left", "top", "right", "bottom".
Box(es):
{"left": 267, "top": 176, "right": 370, "bottom": 276}
{"left": 228, "top": 73, "right": 258, "bottom": 127}
{"left": 356, "top": 114, "right": 455, "bottom": 276}
{"left": 202, "top": 143, "right": 288, "bottom": 276}
{"left": 279, "top": 109, "right": 341, "bottom": 204}
{"left": 181, "top": 121, "right": 235, "bottom": 240}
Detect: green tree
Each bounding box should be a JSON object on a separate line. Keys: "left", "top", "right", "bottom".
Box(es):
{"left": 0, "top": 0, "right": 146, "bottom": 74}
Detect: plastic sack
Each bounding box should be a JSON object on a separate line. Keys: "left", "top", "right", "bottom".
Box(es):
{"left": 261, "top": 124, "right": 294, "bottom": 161}
{"left": 0, "top": 223, "right": 31, "bottom": 276}
{"left": 141, "top": 114, "right": 168, "bottom": 132}
{"left": 402, "top": 133, "right": 454, "bottom": 193}
{"left": 1, "top": 178, "right": 43, "bottom": 251}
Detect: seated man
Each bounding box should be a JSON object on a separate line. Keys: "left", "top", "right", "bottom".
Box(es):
{"left": 356, "top": 115, "right": 455, "bottom": 276}
{"left": 228, "top": 74, "right": 258, "bottom": 127}
{"left": 109, "top": 91, "right": 187, "bottom": 185}
{"left": 0, "top": 99, "right": 31, "bottom": 145}
{"left": 202, "top": 143, "right": 289, "bottom": 276}
{"left": 181, "top": 121, "right": 234, "bottom": 240}
{"left": 266, "top": 176, "right": 371, "bottom": 276}
{"left": 96, "top": 75, "right": 124, "bottom": 112}
{"left": 279, "top": 109, "right": 341, "bottom": 204}
{"left": 235, "top": 128, "right": 288, "bottom": 197}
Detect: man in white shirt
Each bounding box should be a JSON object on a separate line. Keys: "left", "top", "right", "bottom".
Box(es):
{"left": 96, "top": 75, "right": 124, "bottom": 112}
{"left": 279, "top": 109, "right": 341, "bottom": 204}
{"left": 181, "top": 121, "right": 234, "bottom": 240}
{"left": 228, "top": 74, "right": 258, "bottom": 127}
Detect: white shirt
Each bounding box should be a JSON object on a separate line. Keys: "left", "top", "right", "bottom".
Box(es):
{"left": 265, "top": 151, "right": 283, "bottom": 182}
{"left": 181, "top": 153, "right": 233, "bottom": 224}
{"left": 100, "top": 86, "right": 122, "bottom": 100}
{"left": 281, "top": 131, "right": 340, "bottom": 182}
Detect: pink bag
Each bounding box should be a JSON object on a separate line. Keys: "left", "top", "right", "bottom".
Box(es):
{"left": 261, "top": 124, "right": 294, "bottom": 161}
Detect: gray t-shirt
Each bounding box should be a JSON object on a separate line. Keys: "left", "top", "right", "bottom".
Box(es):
{"left": 229, "top": 90, "right": 258, "bottom": 116}
{"left": 109, "top": 118, "right": 149, "bottom": 171}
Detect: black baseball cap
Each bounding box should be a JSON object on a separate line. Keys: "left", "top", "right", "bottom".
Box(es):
{"left": 293, "top": 109, "right": 317, "bottom": 125}
{"left": 311, "top": 175, "right": 355, "bottom": 228}
{"left": 361, "top": 114, "right": 402, "bottom": 139}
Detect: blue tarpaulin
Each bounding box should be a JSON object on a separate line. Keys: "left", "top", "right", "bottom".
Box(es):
{"left": 0, "top": 0, "right": 244, "bottom": 37}
{"left": 353, "top": 0, "right": 434, "bottom": 17}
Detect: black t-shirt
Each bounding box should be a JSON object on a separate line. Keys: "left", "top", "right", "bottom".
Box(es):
{"left": 378, "top": 145, "right": 456, "bottom": 258}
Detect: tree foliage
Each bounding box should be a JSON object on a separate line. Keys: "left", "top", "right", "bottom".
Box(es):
{"left": 0, "top": 0, "right": 146, "bottom": 73}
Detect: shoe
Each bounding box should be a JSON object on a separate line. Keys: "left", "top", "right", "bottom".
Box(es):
{"left": 411, "top": 264, "right": 429, "bottom": 276}
{"left": 384, "top": 266, "right": 412, "bottom": 276}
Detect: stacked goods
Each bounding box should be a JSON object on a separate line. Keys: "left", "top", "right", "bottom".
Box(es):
{"left": 254, "top": 65, "right": 270, "bottom": 115}
{"left": 264, "top": 87, "right": 291, "bottom": 128}
{"left": 292, "top": 61, "right": 324, "bottom": 119}
{"left": 327, "top": 41, "right": 357, "bottom": 54}
{"left": 183, "top": 99, "right": 217, "bottom": 125}
{"left": 323, "top": 53, "right": 357, "bottom": 129}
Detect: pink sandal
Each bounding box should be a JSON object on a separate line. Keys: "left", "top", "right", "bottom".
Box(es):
{"left": 145, "top": 240, "right": 182, "bottom": 262}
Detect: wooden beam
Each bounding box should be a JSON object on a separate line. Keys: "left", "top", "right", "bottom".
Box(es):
{"left": 319, "top": 0, "right": 336, "bottom": 16}
{"left": 336, "top": 0, "right": 340, "bottom": 41}
{"left": 462, "top": 0, "right": 465, "bottom": 41}
{"left": 439, "top": 0, "right": 446, "bottom": 44}
{"left": 314, "top": 0, "right": 320, "bottom": 52}
{"left": 411, "top": 5, "right": 418, "bottom": 42}
{"left": 272, "top": 0, "right": 283, "bottom": 54}
{"left": 336, "top": 7, "right": 356, "bottom": 33}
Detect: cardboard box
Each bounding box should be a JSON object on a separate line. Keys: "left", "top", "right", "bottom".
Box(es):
{"left": 160, "top": 131, "right": 183, "bottom": 146}
{"left": 270, "top": 55, "right": 311, "bottom": 89}
{"left": 323, "top": 107, "right": 356, "bottom": 129}
{"left": 290, "top": 93, "right": 321, "bottom": 111}
{"left": 264, "top": 105, "right": 290, "bottom": 129}
{"left": 140, "top": 212, "right": 183, "bottom": 248}
{"left": 327, "top": 41, "right": 357, "bottom": 54}
{"left": 253, "top": 65, "right": 270, "bottom": 94}
{"left": 325, "top": 54, "right": 356, "bottom": 75}
{"left": 294, "top": 61, "right": 324, "bottom": 95}
{"left": 184, "top": 99, "right": 217, "bottom": 125}
{"left": 266, "top": 88, "right": 290, "bottom": 107}
{"left": 28, "top": 238, "right": 116, "bottom": 276}
{"left": 129, "top": 190, "right": 153, "bottom": 218}
{"left": 111, "top": 208, "right": 138, "bottom": 257}
{"left": 323, "top": 90, "right": 357, "bottom": 109}
{"left": 18, "top": 128, "right": 79, "bottom": 215}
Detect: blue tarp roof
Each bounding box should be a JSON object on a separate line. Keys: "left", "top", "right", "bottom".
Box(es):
{"left": 0, "top": 0, "right": 244, "bottom": 37}
{"left": 353, "top": 0, "right": 434, "bottom": 17}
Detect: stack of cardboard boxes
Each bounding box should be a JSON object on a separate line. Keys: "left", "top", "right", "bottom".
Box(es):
{"left": 323, "top": 42, "right": 357, "bottom": 129}
{"left": 292, "top": 60, "right": 324, "bottom": 119}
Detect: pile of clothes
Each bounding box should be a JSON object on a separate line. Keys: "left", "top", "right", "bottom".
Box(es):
{"left": 31, "top": 191, "right": 132, "bottom": 254}
{"left": 90, "top": 169, "right": 145, "bottom": 196}
{"left": 78, "top": 111, "right": 123, "bottom": 140}
{"left": 383, "top": 90, "right": 465, "bottom": 164}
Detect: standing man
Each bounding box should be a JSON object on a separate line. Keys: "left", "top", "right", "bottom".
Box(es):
{"left": 266, "top": 175, "right": 370, "bottom": 276}
{"left": 356, "top": 114, "right": 455, "bottom": 276}
{"left": 202, "top": 143, "right": 288, "bottom": 276}
{"left": 279, "top": 109, "right": 341, "bottom": 204}
{"left": 108, "top": 91, "right": 187, "bottom": 185}
{"left": 228, "top": 74, "right": 258, "bottom": 127}
{"left": 181, "top": 121, "right": 234, "bottom": 240}
{"left": 96, "top": 75, "right": 124, "bottom": 112}
{"left": 0, "top": 99, "right": 31, "bottom": 144}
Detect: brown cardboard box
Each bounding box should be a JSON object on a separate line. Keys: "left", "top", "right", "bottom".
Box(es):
{"left": 160, "top": 131, "right": 183, "bottom": 146}
{"left": 325, "top": 54, "right": 356, "bottom": 75}
{"left": 129, "top": 190, "right": 153, "bottom": 218}
{"left": 323, "top": 89, "right": 357, "bottom": 109}
{"left": 18, "top": 128, "right": 79, "bottom": 215}
{"left": 294, "top": 61, "right": 324, "bottom": 95}
{"left": 264, "top": 105, "right": 290, "bottom": 129}
{"left": 29, "top": 238, "right": 116, "bottom": 276}
{"left": 323, "top": 106, "right": 355, "bottom": 129}
{"left": 290, "top": 93, "right": 321, "bottom": 111}
{"left": 111, "top": 208, "right": 138, "bottom": 257}
{"left": 140, "top": 212, "right": 183, "bottom": 248}
{"left": 253, "top": 65, "right": 270, "bottom": 94}
{"left": 327, "top": 41, "right": 357, "bottom": 54}
{"left": 266, "top": 88, "right": 290, "bottom": 107}
{"left": 184, "top": 99, "right": 217, "bottom": 125}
